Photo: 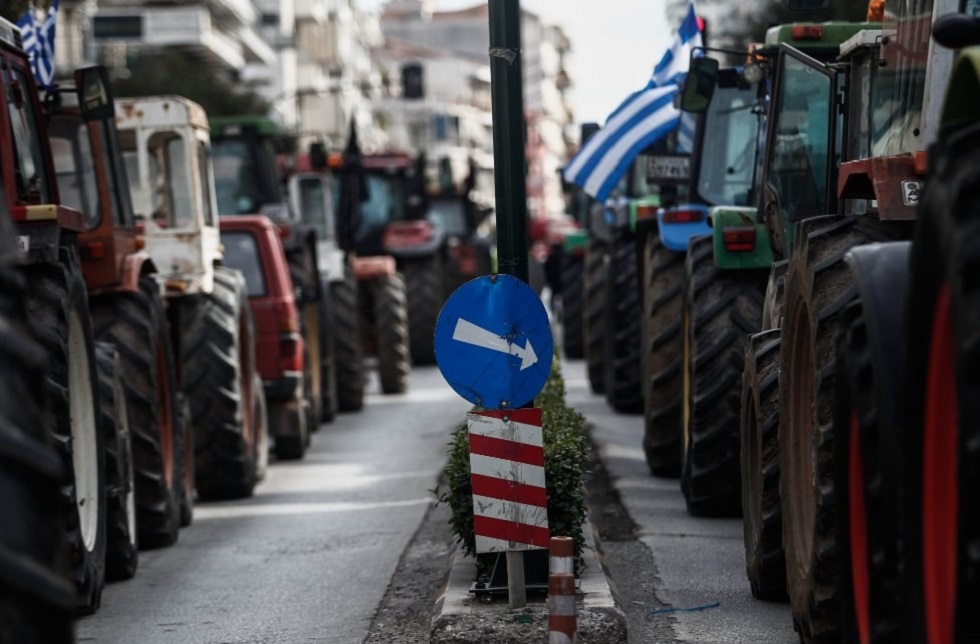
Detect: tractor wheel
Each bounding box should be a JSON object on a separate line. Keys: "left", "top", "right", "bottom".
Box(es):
{"left": 403, "top": 254, "right": 443, "bottom": 365}
{"left": 583, "top": 237, "right": 608, "bottom": 394}
{"left": 779, "top": 216, "right": 902, "bottom": 643}
{"left": 176, "top": 393, "right": 194, "bottom": 528}
{"left": 762, "top": 260, "right": 789, "bottom": 331}
{"left": 373, "top": 273, "right": 411, "bottom": 394}
{"left": 559, "top": 252, "right": 584, "bottom": 359}
{"left": 26, "top": 256, "right": 106, "bottom": 614}
{"left": 0, "top": 255, "right": 75, "bottom": 642}
{"left": 900, "top": 126, "right": 980, "bottom": 643}
{"left": 603, "top": 231, "right": 643, "bottom": 413}
{"left": 318, "top": 283, "right": 338, "bottom": 423}
{"left": 330, "top": 263, "right": 364, "bottom": 412}
{"left": 91, "top": 275, "right": 180, "bottom": 550}
{"left": 180, "top": 267, "right": 258, "bottom": 501}
{"left": 641, "top": 234, "right": 686, "bottom": 477}
{"left": 682, "top": 235, "right": 766, "bottom": 516}
{"left": 740, "top": 330, "right": 786, "bottom": 601}
{"left": 95, "top": 343, "right": 138, "bottom": 582}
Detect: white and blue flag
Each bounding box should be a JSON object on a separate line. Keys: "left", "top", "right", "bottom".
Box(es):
{"left": 564, "top": 1, "right": 703, "bottom": 202}
{"left": 17, "top": 0, "right": 59, "bottom": 90}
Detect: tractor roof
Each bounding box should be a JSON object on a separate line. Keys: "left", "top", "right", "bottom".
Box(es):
{"left": 115, "top": 96, "right": 209, "bottom": 131}
{"left": 210, "top": 115, "right": 282, "bottom": 138}
{"left": 763, "top": 21, "right": 881, "bottom": 52}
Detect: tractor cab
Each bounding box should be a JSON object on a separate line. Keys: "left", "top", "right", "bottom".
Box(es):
{"left": 209, "top": 116, "right": 288, "bottom": 219}
{"left": 115, "top": 96, "right": 221, "bottom": 294}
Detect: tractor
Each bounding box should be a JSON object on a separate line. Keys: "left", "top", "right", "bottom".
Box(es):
{"left": 115, "top": 96, "right": 267, "bottom": 496}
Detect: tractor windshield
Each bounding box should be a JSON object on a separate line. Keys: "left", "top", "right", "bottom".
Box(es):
{"left": 357, "top": 173, "right": 407, "bottom": 242}
{"left": 296, "top": 175, "right": 334, "bottom": 240}
{"left": 696, "top": 83, "right": 761, "bottom": 207}
{"left": 49, "top": 115, "right": 99, "bottom": 229}
{"left": 427, "top": 198, "right": 468, "bottom": 236}
{"left": 212, "top": 139, "right": 260, "bottom": 215}
{"left": 118, "top": 128, "right": 195, "bottom": 226}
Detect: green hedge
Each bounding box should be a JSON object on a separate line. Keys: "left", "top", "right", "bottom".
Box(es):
{"left": 436, "top": 357, "right": 590, "bottom": 573}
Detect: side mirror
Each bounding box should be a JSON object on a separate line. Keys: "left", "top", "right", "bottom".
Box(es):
{"left": 933, "top": 13, "right": 980, "bottom": 49}
{"left": 788, "top": 0, "right": 830, "bottom": 8}
{"left": 309, "top": 142, "right": 328, "bottom": 170}
{"left": 680, "top": 57, "right": 720, "bottom": 113}
{"left": 74, "top": 66, "right": 115, "bottom": 121}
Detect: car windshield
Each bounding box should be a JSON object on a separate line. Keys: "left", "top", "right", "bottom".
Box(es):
{"left": 220, "top": 231, "right": 267, "bottom": 297}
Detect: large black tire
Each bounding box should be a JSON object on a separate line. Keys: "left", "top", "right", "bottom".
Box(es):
{"left": 560, "top": 252, "right": 584, "bottom": 359}
{"left": 900, "top": 124, "right": 980, "bottom": 643}
{"left": 403, "top": 254, "right": 443, "bottom": 365}
{"left": 95, "top": 343, "right": 138, "bottom": 582}
{"left": 26, "top": 255, "right": 106, "bottom": 614}
{"left": 641, "top": 234, "right": 686, "bottom": 477}
{"left": 373, "top": 273, "right": 411, "bottom": 394}
{"left": 176, "top": 393, "right": 194, "bottom": 528}
{"left": 0, "top": 256, "right": 76, "bottom": 642}
{"left": 779, "top": 216, "right": 902, "bottom": 643}
{"left": 91, "top": 275, "right": 181, "bottom": 550}
{"left": 180, "top": 267, "right": 258, "bottom": 501}
{"left": 330, "top": 263, "right": 364, "bottom": 412}
{"left": 740, "top": 330, "right": 786, "bottom": 601}
{"left": 603, "top": 231, "right": 643, "bottom": 413}
{"left": 681, "top": 235, "right": 766, "bottom": 516}
{"left": 318, "top": 282, "right": 338, "bottom": 423}
{"left": 583, "top": 237, "right": 608, "bottom": 395}
{"left": 762, "top": 260, "right": 789, "bottom": 331}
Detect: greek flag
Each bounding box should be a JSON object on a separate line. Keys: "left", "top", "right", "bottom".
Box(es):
{"left": 564, "top": 1, "right": 703, "bottom": 201}
{"left": 17, "top": 0, "right": 59, "bottom": 90}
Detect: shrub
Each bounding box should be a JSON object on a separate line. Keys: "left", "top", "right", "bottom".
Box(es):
{"left": 436, "top": 357, "right": 590, "bottom": 573}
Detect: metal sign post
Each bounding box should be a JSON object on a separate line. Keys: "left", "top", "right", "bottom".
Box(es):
{"left": 487, "top": 0, "right": 530, "bottom": 609}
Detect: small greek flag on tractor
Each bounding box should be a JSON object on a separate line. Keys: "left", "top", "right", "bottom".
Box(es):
{"left": 17, "top": 0, "right": 59, "bottom": 90}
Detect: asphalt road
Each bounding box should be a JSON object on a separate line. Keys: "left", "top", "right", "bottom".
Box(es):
{"left": 77, "top": 366, "right": 470, "bottom": 644}
{"left": 563, "top": 358, "right": 798, "bottom": 644}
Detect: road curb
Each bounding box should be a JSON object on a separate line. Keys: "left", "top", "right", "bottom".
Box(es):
{"left": 430, "top": 516, "right": 628, "bottom": 643}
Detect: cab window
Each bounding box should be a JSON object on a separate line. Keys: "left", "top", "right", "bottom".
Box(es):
{"left": 4, "top": 66, "right": 51, "bottom": 203}
{"left": 49, "top": 115, "right": 99, "bottom": 228}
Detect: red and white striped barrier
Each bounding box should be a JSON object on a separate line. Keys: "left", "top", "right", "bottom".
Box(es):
{"left": 467, "top": 408, "right": 549, "bottom": 552}
{"left": 548, "top": 571, "right": 577, "bottom": 644}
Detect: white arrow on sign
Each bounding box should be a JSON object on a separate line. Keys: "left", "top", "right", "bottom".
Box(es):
{"left": 452, "top": 318, "right": 538, "bottom": 371}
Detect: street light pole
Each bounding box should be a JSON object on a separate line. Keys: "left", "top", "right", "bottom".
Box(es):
{"left": 487, "top": 0, "right": 529, "bottom": 610}
{"left": 488, "top": 0, "right": 528, "bottom": 285}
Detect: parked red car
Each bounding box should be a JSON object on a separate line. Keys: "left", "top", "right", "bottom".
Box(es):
{"left": 220, "top": 216, "right": 309, "bottom": 459}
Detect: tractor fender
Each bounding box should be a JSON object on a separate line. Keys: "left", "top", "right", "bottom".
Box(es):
{"left": 942, "top": 48, "right": 980, "bottom": 128}
{"left": 121, "top": 250, "right": 156, "bottom": 293}
{"left": 354, "top": 255, "right": 398, "bottom": 281}
{"left": 843, "top": 241, "right": 912, "bottom": 423}
{"left": 383, "top": 220, "right": 446, "bottom": 258}
{"left": 657, "top": 203, "right": 710, "bottom": 252}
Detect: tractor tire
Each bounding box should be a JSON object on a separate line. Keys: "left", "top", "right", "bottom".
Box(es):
{"left": 91, "top": 275, "right": 181, "bottom": 551}
{"left": 180, "top": 267, "right": 258, "bottom": 501}
{"left": 763, "top": 260, "right": 789, "bottom": 331}
{"left": 403, "top": 254, "right": 443, "bottom": 365}
{"left": 779, "top": 216, "right": 902, "bottom": 643}
{"left": 95, "top": 343, "right": 138, "bottom": 582}
{"left": 560, "top": 252, "right": 584, "bottom": 359}
{"left": 900, "top": 125, "right": 980, "bottom": 643}
{"left": 0, "top": 257, "right": 76, "bottom": 642}
{"left": 373, "top": 273, "right": 411, "bottom": 394}
{"left": 583, "top": 237, "right": 608, "bottom": 395}
{"left": 26, "top": 256, "right": 106, "bottom": 614}
{"left": 641, "top": 234, "right": 686, "bottom": 477}
{"left": 603, "top": 231, "right": 643, "bottom": 413}
{"left": 318, "top": 283, "right": 338, "bottom": 423}
{"left": 740, "top": 330, "right": 786, "bottom": 601}
{"left": 681, "top": 235, "right": 766, "bottom": 516}
{"left": 330, "top": 263, "right": 364, "bottom": 412}
{"left": 176, "top": 393, "right": 194, "bottom": 528}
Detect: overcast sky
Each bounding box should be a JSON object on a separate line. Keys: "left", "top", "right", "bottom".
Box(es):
{"left": 359, "top": 0, "right": 674, "bottom": 126}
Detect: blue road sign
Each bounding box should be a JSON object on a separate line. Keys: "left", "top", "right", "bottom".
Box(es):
{"left": 434, "top": 274, "right": 553, "bottom": 409}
